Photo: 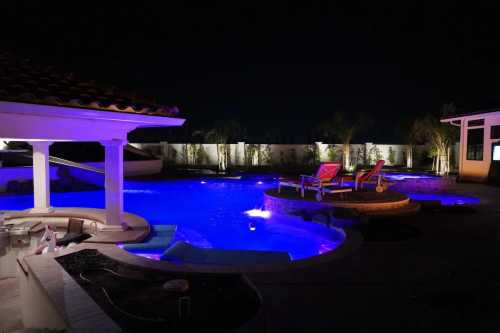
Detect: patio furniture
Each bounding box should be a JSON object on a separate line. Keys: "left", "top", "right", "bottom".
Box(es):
{"left": 278, "top": 162, "right": 352, "bottom": 201}
{"left": 351, "top": 160, "right": 393, "bottom": 192}
{"left": 56, "top": 218, "right": 91, "bottom": 247}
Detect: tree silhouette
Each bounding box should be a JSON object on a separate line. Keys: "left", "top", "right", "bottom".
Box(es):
{"left": 409, "top": 103, "right": 458, "bottom": 175}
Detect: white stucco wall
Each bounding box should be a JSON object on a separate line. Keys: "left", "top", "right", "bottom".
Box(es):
{"left": 458, "top": 112, "right": 500, "bottom": 181}
{"left": 137, "top": 142, "right": 422, "bottom": 167}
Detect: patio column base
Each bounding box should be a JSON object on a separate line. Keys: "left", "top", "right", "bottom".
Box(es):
{"left": 99, "top": 223, "right": 131, "bottom": 232}
{"left": 28, "top": 207, "right": 54, "bottom": 214}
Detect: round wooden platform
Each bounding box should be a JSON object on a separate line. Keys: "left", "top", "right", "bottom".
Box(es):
{"left": 264, "top": 188, "right": 413, "bottom": 215}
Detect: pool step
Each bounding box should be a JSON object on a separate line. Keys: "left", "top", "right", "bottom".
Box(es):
{"left": 161, "top": 241, "right": 291, "bottom": 266}
{"left": 121, "top": 225, "right": 177, "bottom": 251}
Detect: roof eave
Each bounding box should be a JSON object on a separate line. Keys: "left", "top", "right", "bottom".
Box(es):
{"left": 0, "top": 100, "right": 185, "bottom": 127}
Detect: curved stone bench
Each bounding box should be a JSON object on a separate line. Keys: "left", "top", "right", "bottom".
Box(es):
{"left": 4, "top": 207, "right": 150, "bottom": 244}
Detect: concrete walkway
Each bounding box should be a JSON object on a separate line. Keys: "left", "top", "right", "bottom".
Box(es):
{"left": 0, "top": 278, "right": 22, "bottom": 332}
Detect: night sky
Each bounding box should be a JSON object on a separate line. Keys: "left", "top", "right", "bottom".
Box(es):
{"left": 2, "top": 2, "right": 500, "bottom": 143}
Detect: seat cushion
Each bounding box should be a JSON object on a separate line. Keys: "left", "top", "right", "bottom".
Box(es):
{"left": 56, "top": 232, "right": 91, "bottom": 247}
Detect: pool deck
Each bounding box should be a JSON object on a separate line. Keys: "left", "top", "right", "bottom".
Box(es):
{"left": 11, "top": 230, "right": 361, "bottom": 332}
{"left": 2, "top": 181, "right": 500, "bottom": 332}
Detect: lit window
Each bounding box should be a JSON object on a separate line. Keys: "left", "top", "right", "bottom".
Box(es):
{"left": 493, "top": 146, "right": 500, "bottom": 161}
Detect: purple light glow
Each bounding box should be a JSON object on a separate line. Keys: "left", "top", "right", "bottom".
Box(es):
{"left": 384, "top": 173, "right": 437, "bottom": 181}
{"left": 128, "top": 253, "right": 162, "bottom": 261}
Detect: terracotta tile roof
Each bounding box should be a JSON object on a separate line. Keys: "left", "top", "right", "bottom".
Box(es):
{"left": 0, "top": 53, "right": 180, "bottom": 117}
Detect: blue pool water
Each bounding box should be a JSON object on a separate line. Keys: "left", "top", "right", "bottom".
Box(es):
{"left": 405, "top": 193, "right": 480, "bottom": 205}
{"left": 0, "top": 179, "right": 345, "bottom": 260}
{"left": 384, "top": 173, "right": 437, "bottom": 181}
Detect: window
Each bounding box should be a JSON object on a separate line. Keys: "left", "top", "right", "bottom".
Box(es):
{"left": 467, "top": 128, "right": 484, "bottom": 160}
{"left": 492, "top": 125, "right": 500, "bottom": 139}
{"left": 468, "top": 119, "right": 484, "bottom": 127}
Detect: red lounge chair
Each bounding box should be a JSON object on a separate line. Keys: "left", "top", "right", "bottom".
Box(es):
{"left": 348, "top": 160, "right": 393, "bottom": 192}
{"left": 278, "top": 162, "right": 352, "bottom": 201}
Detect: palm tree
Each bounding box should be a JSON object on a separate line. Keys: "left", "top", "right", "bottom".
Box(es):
{"left": 318, "top": 112, "right": 358, "bottom": 171}
{"left": 409, "top": 103, "right": 458, "bottom": 175}
{"left": 204, "top": 127, "right": 229, "bottom": 171}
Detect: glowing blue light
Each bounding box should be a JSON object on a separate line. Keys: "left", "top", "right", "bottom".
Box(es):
{"left": 257, "top": 181, "right": 263, "bottom": 185}
{"left": 200, "top": 181, "right": 207, "bottom": 184}
{"left": 407, "top": 193, "right": 479, "bottom": 206}
{"left": 244, "top": 208, "right": 271, "bottom": 218}
{"left": 248, "top": 222, "right": 256, "bottom": 231}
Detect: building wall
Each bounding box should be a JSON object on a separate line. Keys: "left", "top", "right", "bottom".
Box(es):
{"left": 458, "top": 112, "right": 500, "bottom": 182}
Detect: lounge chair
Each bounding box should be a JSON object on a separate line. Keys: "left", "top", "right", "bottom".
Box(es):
{"left": 278, "top": 162, "right": 352, "bottom": 201}
{"left": 348, "top": 160, "right": 393, "bottom": 192}
{"left": 56, "top": 218, "right": 91, "bottom": 247}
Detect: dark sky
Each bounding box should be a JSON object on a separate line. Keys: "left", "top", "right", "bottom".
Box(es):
{"left": 2, "top": 2, "right": 500, "bottom": 142}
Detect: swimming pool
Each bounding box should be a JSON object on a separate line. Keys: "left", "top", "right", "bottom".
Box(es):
{"left": 0, "top": 179, "right": 346, "bottom": 261}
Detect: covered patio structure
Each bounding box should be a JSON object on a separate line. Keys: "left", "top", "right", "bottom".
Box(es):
{"left": 0, "top": 53, "right": 184, "bottom": 232}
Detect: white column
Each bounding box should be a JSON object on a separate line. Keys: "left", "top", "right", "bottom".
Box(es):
{"left": 236, "top": 142, "right": 245, "bottom": 166}
{"left": 459, "top": 120, "right": 466, "bottom": 178}
{"left": 101, "top": 139, "right": 128, "bottom": 230}
{"left": 315, "top": 141, "right": 324, "bottom": 162}
{"left": 30, "top": 141, "right": 53, "bottom": 213}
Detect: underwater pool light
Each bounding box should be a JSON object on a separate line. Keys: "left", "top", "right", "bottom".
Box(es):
{"left": 245, "top": 209, "right": 271, "bottom": 219}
